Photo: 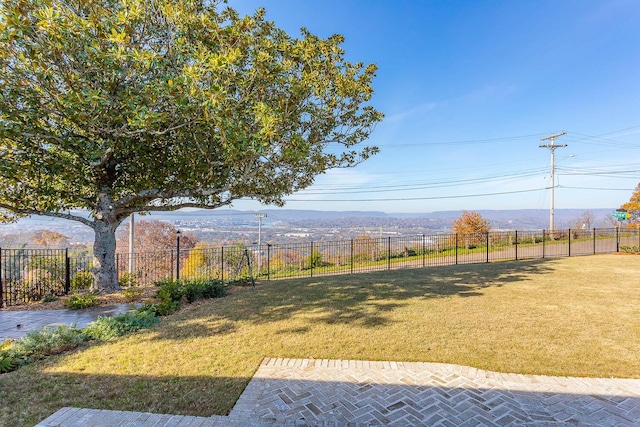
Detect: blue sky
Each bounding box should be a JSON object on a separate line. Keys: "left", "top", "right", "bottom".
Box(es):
{"left": 228, "top": 0, "right": 640, "bottom": 214}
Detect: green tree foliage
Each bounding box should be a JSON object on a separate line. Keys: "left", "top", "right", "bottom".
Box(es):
{"left": 0, "top": 0, "right": 383, "bottom": 290}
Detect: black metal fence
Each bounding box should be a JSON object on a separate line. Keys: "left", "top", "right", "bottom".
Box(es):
{"left": 1, "top": 228, "right": 638, "bottom": 307}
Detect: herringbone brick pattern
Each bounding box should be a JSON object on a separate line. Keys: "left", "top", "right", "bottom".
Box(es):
{"left": 227, "top": 358, "right": 640, "bottom": 426}
{"left": 36, "top": 358, "right": 640, "bottom": 426}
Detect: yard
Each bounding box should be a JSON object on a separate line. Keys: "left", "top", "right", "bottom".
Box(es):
{"left": 1, "top": 254, "right": 639, "bottom": 426}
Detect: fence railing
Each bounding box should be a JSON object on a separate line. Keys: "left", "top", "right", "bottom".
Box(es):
{"left": 1, "top": 227, "right": 638, "bottom": 307}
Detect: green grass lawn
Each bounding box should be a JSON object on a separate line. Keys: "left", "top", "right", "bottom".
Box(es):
{"left": 2, "top": 254, "right": 639, "bottom": 426}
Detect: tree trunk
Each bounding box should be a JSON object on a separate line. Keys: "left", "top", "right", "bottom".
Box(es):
{"left": 91, "top": 189, "right": 122, "bottom": 292}
{"left": 92, "top": 220, "right": 120, "bottom": 291}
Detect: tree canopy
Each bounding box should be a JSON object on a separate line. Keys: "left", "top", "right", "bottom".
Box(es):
{"left": 451, "top": 211, "right": 491, "bottom": 249}
{"left": 451, "top": 210, "right": 491, "bottom": 236}
{"left": 0, "top": 0, "right": 383, "bottom": 290}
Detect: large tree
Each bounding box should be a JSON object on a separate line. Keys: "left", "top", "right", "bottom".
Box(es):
{"left": 0, "top": 0, "right": 383, "bottom": 290}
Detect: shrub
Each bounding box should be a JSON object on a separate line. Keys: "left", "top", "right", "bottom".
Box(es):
{"left": 0, "top": 340, "right": 16, "bottom": 374}
{"left": 154, "top": 279, "right": 184, "bottom": 316}
{"left": 305, "top": 250, "right": 323, "bottom": 269}
{"left": 70, "top": 270, "right": 93, "bottom": 291}
{"left": 84, "top": 310, "right": 158, "bottom": 341}
{"left": 152, "top": 278, "right": 228, "bottom": 314}
{"left": 228, "top": 277, "right": 253, "bottom": 287}
{"left": 183, "top": 279, "right": 227, "bottom": 303}
{"left": 64, "top": 292, "right": 100, "bottom": 310}
{"left": 11, "top": 326, "right": 86, "bottom": 365}
{"left": 118, "top": 272, "right": 138, "bottom": 288}
{"left": 620, "top": 245, "right": 640, "bottom": 253}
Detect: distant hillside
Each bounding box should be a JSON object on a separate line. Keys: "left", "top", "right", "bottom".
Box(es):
{"left": 0, "top": 208, "right": 618, "bottom": 247}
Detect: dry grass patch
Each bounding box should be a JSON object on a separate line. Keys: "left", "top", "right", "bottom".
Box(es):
{"left": 1, "top": 255, "right": 639, "bottom": 425}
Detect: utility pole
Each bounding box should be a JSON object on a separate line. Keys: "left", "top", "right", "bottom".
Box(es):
{"left": 539, "top": 131, "right": 567, "bottom": 232}
{"left": 128, "top": 213, "right": 134, "bottom": 276}
{"left": 254, "top": 213, "right": 267, "bottom": 272}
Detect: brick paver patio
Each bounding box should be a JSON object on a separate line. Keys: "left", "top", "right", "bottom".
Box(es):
{"left": 36, "top": 358, "right": 640, "bottom": 426}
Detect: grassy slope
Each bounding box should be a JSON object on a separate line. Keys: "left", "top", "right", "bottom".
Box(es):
{"left": 1, "top": 254, "right": 639, "bottom": 426}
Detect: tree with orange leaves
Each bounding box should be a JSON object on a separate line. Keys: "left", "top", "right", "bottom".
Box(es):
{"left": 451, "top": 211, "right": 491, "bottom": 248}
{"left": 621, "top": 183, "right": 640, "bottom": 227}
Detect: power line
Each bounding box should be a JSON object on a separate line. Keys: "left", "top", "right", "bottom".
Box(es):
{"left": 283, "top": 187, "right": 552, "bottom": 202}
{"left": 302, "top": 169, "right": 548, "bottom": 194}
{"left": 375, "top": 132, "right": 547, "bottom": 147}
{"left": 559, "top": 186, "right": 634, "bottom": 191}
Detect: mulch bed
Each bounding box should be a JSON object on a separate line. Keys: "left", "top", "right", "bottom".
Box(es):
{"left": 1, "top": 286, "right": 158, "bottom": 311}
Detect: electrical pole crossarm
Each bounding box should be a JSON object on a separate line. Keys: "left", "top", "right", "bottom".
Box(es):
{"left": 540, "top": 131, "right": 567, "bottom": 142}
{"left": 539, "top": 143, "right": 568, "bottom": 149}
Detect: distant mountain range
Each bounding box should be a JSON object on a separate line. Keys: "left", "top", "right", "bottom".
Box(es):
{"left": 141, "top": 207, "right": 616, "bottom": 221}
{"left": 0, "top": 208, "right": 619, "bottom": 246}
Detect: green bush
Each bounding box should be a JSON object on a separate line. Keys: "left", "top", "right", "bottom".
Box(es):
{"left": 84, "top": 310, "right": 158, "bottom": 341}
{"left": 70, "top": 270, "right": 93, "bottom": 291}
{"left": 119, "top": 272, "right": 138, "bottom": 288}
{"left": 152, "top": 278, "right": 228, "bottom": 314}
{"left": 11, "top": 325, "right": 86, "bottom": 365}
{"left": 620, "top": 245, "right": 640, "bottom": 253}
{"left": 304, "top": 250, "right": 324, "bottom": 269}
{"left": 183, "top": 279, "right": 227, "bottom": 303}
{"left": 0, "top": 352, "right": 15, "bottom": 373}
{"left": 154, "top": 279, "right": 184, "bottom": 316}
{"left": 0, "top": 340, "right": 16, "bottom": 374}
{"left": 64, "top": 292, "right": 100, "bottom": 310}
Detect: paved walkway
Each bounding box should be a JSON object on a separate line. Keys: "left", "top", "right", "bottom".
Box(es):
{"left": 36, "top": 358, "right": 640, "bottom": 426}
{"left": 0, "top": 304, "right": 140, "bottom": 342}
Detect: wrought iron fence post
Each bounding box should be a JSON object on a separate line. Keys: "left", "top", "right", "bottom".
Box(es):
{"left": 310, "top": 241, "right": 314, "bottom": 278}
{"left": 515, "top": 230, "right": 518, "bottom": 261}
{"left": 176, "top": 232, "right": 181, "bottom": 281}
{"left": 455, "top": 233, "right": 458, "bottom": 265}
{"left": 486, "top": 232, "right": 489, "bottom": 263}
{"left": 65, "top": 249, "right": 70, "bottom": 294}
{"left": 170, "top": 250, "right": 174, "bottom": 280}
{"left": 422, "top": 234, "right": 426, "bottom": 267}
{"left": 388, "top": 237, "right": 391, "bottom": 270}
{"left": 542, "top": 230, "right": 546, "bottom": 258}
{"left": 616, "top": 226, "right": 620, "bottom": 252}
{"left": 568, "top": 229, "right": 571, "bottom": 257}
{"left": 221, "top": 247, "right": 224, "bottom": 281}
{"left": 350, "top": 239, "right": 354, "bottom": 274}
{"left": 267, "top": 244, "right": 271, "bottom": 281}
{"left": 593, "top": 228, "right": 596, "bottom": 254}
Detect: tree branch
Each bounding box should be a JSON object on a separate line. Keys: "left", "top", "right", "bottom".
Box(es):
{"left": 116, "top": 186, "right": 232, "bottom": 208}
{"left": 0, "top": 204, "right": 95, "bottom": 228}
{"left": 132, "top": 199, "right": 233, "bottom": 212}
{"left": 89, "top": 146, "right": 115, "bottom": 169}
